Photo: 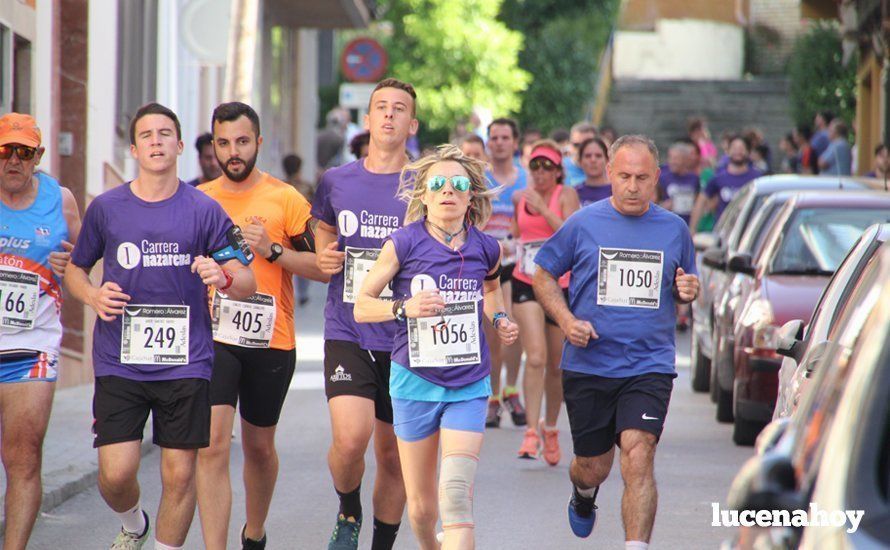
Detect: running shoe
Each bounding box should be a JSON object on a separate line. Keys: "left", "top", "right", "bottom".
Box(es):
{"left": 110, "top": 511, "right": 150, "bottom": 550}
{"left": 517, "top": 427, "right": 541, "bottom": 459}
{"left": 485, "top": 399, "right": 501, "bottom": 428}
{"left": 241, "top": 524, "right": 267, "bottom": 550}
{"left": 501, "top": 390, "right": 527, "bottom": 426}
{"left": 328, "top": 514, "right": 361, "bottom": 550}
{"left": 567, "top": 491, "right": 598, "bottom": 538}
{"left": 541, "top": 426, "right": 561, "bottom": 466}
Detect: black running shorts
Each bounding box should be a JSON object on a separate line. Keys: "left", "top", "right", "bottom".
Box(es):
{"left": 323, "top": 339, "right": 393, "bottom": 424}
{"left": 92, "top": 375, "right": 210, "bottom": 449}
{"left": 562, "top": 370, "right": 674, "bottom": 457}
{"left": 209, "top": 342, "right": 296, "bottom": 427}
{"left": 511, "top": 278, "right": 567, "bottom": 327}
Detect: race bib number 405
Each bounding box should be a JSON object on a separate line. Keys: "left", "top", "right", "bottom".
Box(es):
{"left": 0, "top": 268, "right": 39, "bottom": 329}
{"left": 343, "top": 247, "right": 393, "bottom": 304}
{"left": 121, "top": 305, "right": 189, "bottom": 365}
{"left": 597, "top": 248, "right": 663, "bottom": 309}
{"left": 408, "top": 301, "right": 481, "bottom": 368}
{"left": 212, "top": 292, "right": 276, "bottom": 348}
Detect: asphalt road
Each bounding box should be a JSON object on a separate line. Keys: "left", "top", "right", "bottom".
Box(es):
{"left": 26, "top": 282, "right": 753, "bottom": 549}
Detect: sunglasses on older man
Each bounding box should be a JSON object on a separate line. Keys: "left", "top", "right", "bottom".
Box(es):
{"left": 427, "top": 175, "right": 471, "bottom": 193}
{"left": 0, "top": 145, "right": 38, "bottom": 161}
{"left": 529, "top": 158, "right": 558, "bottom": 171}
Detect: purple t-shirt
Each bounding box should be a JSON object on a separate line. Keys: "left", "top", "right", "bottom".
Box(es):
{"left": 704, "top": 167, "right": 763, "bottom": 219}
{"left": 388, "top": 221, "right": 501, "bottom": 388}
{"left": 311, "top": 159, "right": 405, "bottom": 351}
{"left": 71, "top": 182, "right": 235, "bottom": 381}
{"left": 577, "top": 183, "right": 612, "bottom": 207}
{"left": 657, "top": 167, "right": 699, "bottom": 223}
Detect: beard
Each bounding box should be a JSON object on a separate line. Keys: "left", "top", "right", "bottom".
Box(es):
{"left": 219, "top": 152, "right": 257, "bottom": 182}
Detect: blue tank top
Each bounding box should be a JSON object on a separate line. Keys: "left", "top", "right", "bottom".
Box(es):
{"left": 1, "top": 172, "right": 69, "bottom": 355}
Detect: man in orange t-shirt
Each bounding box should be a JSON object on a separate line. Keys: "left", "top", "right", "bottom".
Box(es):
{"left": 197, "top": 102, "right": 327, "bottom": 550}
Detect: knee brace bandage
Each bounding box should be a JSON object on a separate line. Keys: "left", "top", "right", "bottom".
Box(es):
{"left": 439, "top": 452, "right": 478, "bottom": 529}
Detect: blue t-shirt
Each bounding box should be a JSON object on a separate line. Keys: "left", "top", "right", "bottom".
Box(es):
{"left": 564, "top": 157, "right": 586, "bottom": 187}
{"left": 811, "top": 130, "right": 830, "bottom": 159}
{"left": 819, "top": 139, "right": 852, "bottom": 176}
{"left": 533, "top": 200, "right": 697, "bottom": 378}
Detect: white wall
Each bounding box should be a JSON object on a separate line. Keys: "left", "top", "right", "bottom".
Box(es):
{"left": 86, "top": 0, "right": 118, "bottom": 197}
{"left": 614, "top": 19, "right": 744, "bottom": 80}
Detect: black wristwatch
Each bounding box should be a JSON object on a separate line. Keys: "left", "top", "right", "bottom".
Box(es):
{"left": 266, "top": 243, "right": 283, "bottom": 263}
{"left": 392, "top": 299, "right": 407, "bottom": 322}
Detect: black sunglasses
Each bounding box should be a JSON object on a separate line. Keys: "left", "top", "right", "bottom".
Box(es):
{"left": 0, "top": 145, "right": 38, "bottom": 161}
{"left": 529, "top": 158, "right": 558, "bottom": 171}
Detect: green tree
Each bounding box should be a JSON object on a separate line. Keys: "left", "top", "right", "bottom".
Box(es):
{"left": 373, "top": 0, "right": 530, "bottom": 138}
{"left": 788, "top": 21, "right": 858, "bottom": 127}
{"left": 500, "top": 0, "right": 618, "bottom": 133}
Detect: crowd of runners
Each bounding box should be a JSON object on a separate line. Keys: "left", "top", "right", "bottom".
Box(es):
{"left": 1, "top": 77, "right": 709, "bottom": 550}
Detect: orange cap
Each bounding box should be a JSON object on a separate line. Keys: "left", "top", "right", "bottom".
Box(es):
{"left": 0, "top": 113, "right": 41, "bottom": 147}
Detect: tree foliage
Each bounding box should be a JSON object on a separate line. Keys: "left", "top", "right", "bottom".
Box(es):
{"left": 788, "top": 21, "right": 858, "bottom": 127}
{"left": 500, "top": 0, "right": 618, "bottom": 133}
{"left": 374, "top": 0, "right": 530, "bottom": 136}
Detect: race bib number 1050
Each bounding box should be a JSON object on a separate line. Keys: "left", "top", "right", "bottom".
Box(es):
{"left": 597, "top": 248, "right": 663, "bottom": 309}
{"left": 121, "top": 305, "right": 189, "bottom": 365}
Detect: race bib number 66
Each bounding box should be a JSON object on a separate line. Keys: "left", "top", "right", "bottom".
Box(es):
{"left": 597, "top": 248, "right": 663, "bottom": 309}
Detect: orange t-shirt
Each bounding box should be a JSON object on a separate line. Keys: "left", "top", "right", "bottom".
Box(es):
{"left": 199, "top": 173, "right": 312, "bottom": 350}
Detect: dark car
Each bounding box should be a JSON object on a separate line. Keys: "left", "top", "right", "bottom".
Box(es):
{"left": 689, "top": 175, "right": 884, "bottom": 394}
{"left": 774, "top": 224, "right": 890, "bottom": 418}
{"left": 728, "top": 191, "right": 890, "bottom": 445}
{"left": 724, "top": 245, "right": 890, "bottom": 548}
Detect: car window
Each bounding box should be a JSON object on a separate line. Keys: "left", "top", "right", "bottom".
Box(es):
{"left": 738, "top": 200, "right": 785, "bottom": 255}
{"left": 805, "top": 234, "right": 874, "bottom": 340}
{"left": 727, "top": 190, "right": 764, "bottom": 249}
{"left": 770, "top": 208, "right": 890, "bottom": 274}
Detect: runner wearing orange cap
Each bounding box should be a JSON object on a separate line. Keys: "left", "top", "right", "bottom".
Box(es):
{"left": 0, "top": 113, "right": 82, "bottom": 550}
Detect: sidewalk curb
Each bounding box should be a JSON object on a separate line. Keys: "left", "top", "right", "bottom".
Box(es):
{"left": 0, "top": 427, "right": 155, "bottom": 533}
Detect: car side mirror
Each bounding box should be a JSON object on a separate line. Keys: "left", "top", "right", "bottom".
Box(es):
{"left": 702, "top": 247, "right": 727, "bottom": 270}
{"left": 727, "top": 452, "right": 799, "bottom": 513}
{"left": 693, "top": 232, "right": 717, "bottom": 252}
{"left": 776, "top": 320, "right": 804, "bottom": 360}
{"left": 727, "top": 253, "right": 755, "bottom": 276}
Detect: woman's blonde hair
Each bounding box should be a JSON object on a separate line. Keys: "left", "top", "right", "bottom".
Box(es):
{"left": 398, "top": 143, "right": 499, "bottom": 227}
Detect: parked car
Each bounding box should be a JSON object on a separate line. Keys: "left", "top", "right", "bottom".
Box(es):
{"left": 709, "top": 192, "right": 797, "bottom": 422}
{"left": 774, "top": 224, "right": 890, "bottom": 418}
{"left": 728, "top": 192, "right": 890, "bottom": 445}
{"left": 724, "top": 245, "right": 890, "bottom": 548}
{"left": 689, "top": 175, "right": 885, "bottom": 394}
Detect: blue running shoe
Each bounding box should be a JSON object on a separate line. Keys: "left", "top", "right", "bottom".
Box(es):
{"left": 328, "top": 514, "right": 361, "bottom": 550}
{"left": 568, "top": 492, "right": 597, "bottom": 538}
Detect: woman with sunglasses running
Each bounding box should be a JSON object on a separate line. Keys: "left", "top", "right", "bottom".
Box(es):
{"left": 355, "top": 144, "right": 519, "bottom": 550}
{"left": 512, "top": 140, "right": 580, "bottom": 465}
{"left": 576, "top": 137, "right": 612, "bottom": 207}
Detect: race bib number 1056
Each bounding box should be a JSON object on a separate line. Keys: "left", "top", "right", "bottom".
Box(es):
{"left": 597, "top": 248, "right": 663, "bottom": 309}
{"left": 408, "top": 301, "right": 481, "bottom": 368}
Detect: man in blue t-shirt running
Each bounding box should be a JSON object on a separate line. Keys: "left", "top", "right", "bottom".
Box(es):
{"left": 532, "top": 135, "right": 699, "bottom": 549}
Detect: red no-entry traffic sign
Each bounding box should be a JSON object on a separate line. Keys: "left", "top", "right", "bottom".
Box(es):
{"left": 341, "top": 37, "right": 388, "bottom": 83}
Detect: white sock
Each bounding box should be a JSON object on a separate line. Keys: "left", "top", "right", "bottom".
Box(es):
{"left": 117, "top": 503, "right": 146, "bottom": 535}
{"left": 155, "top": 541, "right": 183, "bottom": 550}
{"left": 543, "top": 424, "right": 558, "bottom": 432}
{"left": 626, "top": 541, "right": 649, "bottom": 549}
{"left": 576, "top": 486, "right": 597, "bottom": 498}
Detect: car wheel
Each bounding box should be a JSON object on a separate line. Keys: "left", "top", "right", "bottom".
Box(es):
{"left": 709, "top": 350, "right": 719, "bottom": 403}
{"left": 732, "top": 415, "right": 763, "bottom": 446}
{"left": 715, "top": 383, "right": 734, "bottom": 423}
{"left": 690, "top": 331, "right": 711, "bottom": 392}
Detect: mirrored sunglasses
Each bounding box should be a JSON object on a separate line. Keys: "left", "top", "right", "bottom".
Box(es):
{"left": 427, "top": 175, "right": 471, "bottom": 193}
